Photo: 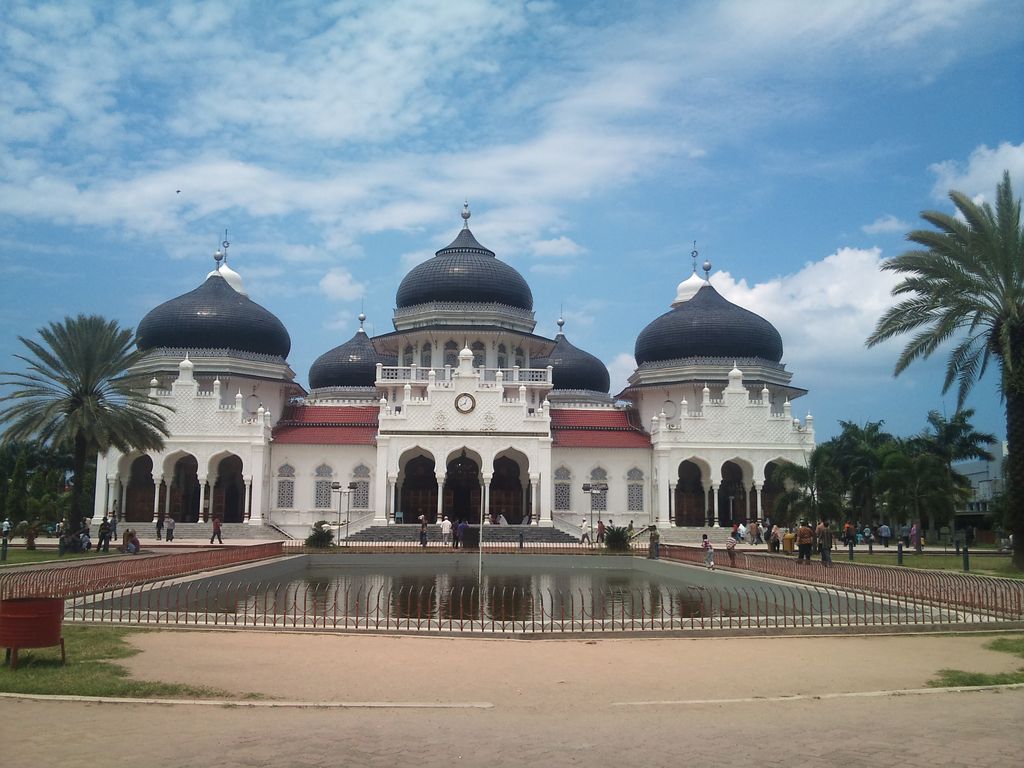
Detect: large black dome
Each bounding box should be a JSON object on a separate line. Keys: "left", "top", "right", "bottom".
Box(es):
{"left": 137, "top": 275, "right": 291, "bottom": 357}
{"left": 634, "top": 284, "right": 783, "bottom": 365}
{"left": 309, "top": 327, "right": 388, "bottom": 389}
{"left": 536, "top": 329, "right": 610, "bottom": 393}
{"left": 395, "top": 226, "right": 533, "bottom": 310}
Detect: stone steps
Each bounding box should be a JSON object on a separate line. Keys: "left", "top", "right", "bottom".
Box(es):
{"left": 346, "top": 525, "right": 578, "bottom": 544}
{"left": 133, "top": 523, "right": 289, "bottom": 541}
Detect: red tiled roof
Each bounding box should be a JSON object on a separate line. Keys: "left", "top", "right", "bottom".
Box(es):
{"left": 272, "top": 405, "right": 379, "bottom": 445}
{"left": 550, "top": 408, "right": 651, "bottom": 449}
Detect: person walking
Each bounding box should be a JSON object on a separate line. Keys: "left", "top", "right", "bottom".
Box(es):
{"left": 97, "top": 517, "right": 112, "bottom": 553}
{"left": 725, "top": 534, "right": 737, "bottom": 567}
{"left": 580, "top": 518, "right": 592, "bottom": 546}
{"left": 818, "top": 519, "right": 833, "bottom": 566}
{"left": 419, "top": 514, "right": 428, "bottom": 547}
{"left": 701, "top": 534, "right": 715, "bottom": 570}
{"left": 796, "top": 520, "right": 814, "bottom": 564}
{"left": 440, "top": 515, "right": 452, "bottom": 546}
{"left": 155, "top": 514, "right": 164, "bottom": 541}
{"left": 596, "top": 519, "right": 606, "bottom": 544}
{"left": 210, "top": 516, "right": 223, "bottom": 544}
{"left": 878, "top": 523, "right": 891, "bottom": 547}
{"left": 456, "top": 519, "right": 468, "bottom": 549}
{"left": 165, "top": 514, "right": 176, "bottom": 542}
{"left": 648, "top": 526, "right": 660, "bottom": 559}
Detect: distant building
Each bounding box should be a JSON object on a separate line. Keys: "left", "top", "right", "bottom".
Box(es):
{"left": 93, "top": 206, "right": 813, "bottom": 535}
{"left": 955, "top": 442, "right": 1006, "bottom": 529}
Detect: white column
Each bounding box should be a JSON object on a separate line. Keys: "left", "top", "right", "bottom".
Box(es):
{"left": 752, "top": 482, "right": 761, "bottom": 521}
{"left": 711, "top": 484, "right": 721, "bottom": 527}
{"left": 668, "top": 482, "right": 677, "bottom": 526}
{"left": 151, "top": 476, "right": 163, "bottom": 523}
{"left": 435, "top": 474, "right": 445, "bottom": 523}
{"left": 655, "top": 452, "right": 670, "bottom": 528}
{"left": 119, "top": 480, "right": 127, "bottom": 522}
{"left": 163, "top": 481, "right": 172, "bottom": 524}
{"left": 482, "top": 474, "right": 492, "bottom": 525}
{"left": 198, "top": 477, "right": 207, "bottom": 523}
{"left": 529, "top": 474, "right": 540, "bottom": 525}
{"left": 244, "top": 477, "right": 253, "bottom": 521}
{"left": 106, "top": 478, "right": 116, "bottom": 516}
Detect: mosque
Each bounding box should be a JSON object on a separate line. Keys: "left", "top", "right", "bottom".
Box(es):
{"left": 92, "top": 205, "right": 814, "bottom": 537}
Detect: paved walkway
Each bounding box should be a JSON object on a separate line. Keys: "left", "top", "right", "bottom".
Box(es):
{"left": 1, "top": 632, "right": 1022, "bottom": 766}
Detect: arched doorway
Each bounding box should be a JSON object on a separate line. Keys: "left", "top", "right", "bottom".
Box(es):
{"left": 212, "top": 455, "right": 245, "bottom": 523}
{"left": 125, "top": 455, "right": 156, "bottom": 523}
{"left": 400, "top": 455, "right": 437, "bottom": 523}
{"left": 490, "top": 456, "right": 524, "bottom": 524}
{"left": 169, "top": 455, "right": 201, "bottom": 523}
{"left": 444, "top": 452, "right": 481, "bottom": 524}
{"left": 717, "top": 461, "right": 747, "bottom": 529}
{"left": 675, "top": 461, "right": 705, "bottom": 526}
{"left": 762, "top": 461, "right": 785, "bottom": 524}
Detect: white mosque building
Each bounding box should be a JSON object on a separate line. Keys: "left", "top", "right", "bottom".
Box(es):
{"left": 93, "top": 206, "right": 814, "bottom": 537}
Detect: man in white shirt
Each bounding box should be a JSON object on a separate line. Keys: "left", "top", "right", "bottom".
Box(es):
{"left": 737, "top": 522, "right": 747, "bottom": 543}
{"left": 440, "top": 515, "right": 452, "bottom": 546}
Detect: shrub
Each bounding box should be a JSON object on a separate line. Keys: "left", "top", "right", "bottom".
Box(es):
{"left": 305, "top": 520, "right": 334, "bottom": 548}
{"left": 604, "top": 525, "right": 630, "bottom": 552}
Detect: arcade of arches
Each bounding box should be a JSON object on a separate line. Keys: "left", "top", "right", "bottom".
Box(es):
{"left": 121, "top": 453, "right": 248, "bottom": 524}
{"left": 672, "top": 460, "right": 784, "bottom": 527}
{"left": 398, "top": 453, "right": 532, "bottom": 525}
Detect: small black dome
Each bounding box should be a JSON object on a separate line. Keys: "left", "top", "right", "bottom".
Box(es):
{"left": 137, "top": 275, "right": 291, "bottom": 357}
{"left": 308, "top": 329, "right": 387, "bottom": 389}
{"left": 395, "top": 227, "right": 533, "bottom": 310}
{"left": 634, "top": 284, "right": 783, "bottom": 365}
{"left": 536, "top": 332, "right": 610, "bottom": 393}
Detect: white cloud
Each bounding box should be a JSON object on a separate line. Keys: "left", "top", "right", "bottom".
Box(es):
{"left": 861, "top": 214, "right": 910, "bottom": 234}
{"left": 530, "top": 263, "right": 575, "bottom": 277}
{"left": 607, "top": 352, "right": 637, "bottom": 396}
{"left": 929, "top": 142, "right": 1024, "bottom": 201}
{"left": 318, "top": 268, "right": 366, "bottom": 301}
{"left": 711, "top": 247, "right": 903, "bottom": 381}
{"left": 531, "top": 236, "right": 585, "bottom": 257}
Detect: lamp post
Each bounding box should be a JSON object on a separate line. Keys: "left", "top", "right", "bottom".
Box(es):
{"left": 582, "top": 482, "right": 608, "bottom": 543}
{"left": 331, "top": 481, "right": 359, "bottom": 546}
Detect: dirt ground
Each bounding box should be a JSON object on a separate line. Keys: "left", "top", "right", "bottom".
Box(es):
{"left": 2, "top": 631, "right": 1023, "bottom": 767}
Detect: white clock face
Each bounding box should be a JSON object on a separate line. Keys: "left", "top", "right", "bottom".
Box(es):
{"left": 455, "top": 394, "right": 475, "bottom": 413}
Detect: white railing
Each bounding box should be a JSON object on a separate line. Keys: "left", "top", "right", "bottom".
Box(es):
{"left": 378, "top": 365, "right": 552, "bottom": 385}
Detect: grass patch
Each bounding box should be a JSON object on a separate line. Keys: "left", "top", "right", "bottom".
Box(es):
{"left": 847, "top": 552, "right": 1022, "bottom": 579}
{"left": 0, "top": 548, "right": 112, "bottom": 567}
{"left": 0, "top": 625, "right": 260, "bottom": 699}
{"left": 928, "top": 633, "right": 1024, "bottom": 688}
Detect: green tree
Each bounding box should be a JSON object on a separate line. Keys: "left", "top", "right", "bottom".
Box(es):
{"left": 6, "top": 452, "right": 28, "bottom": 521}
{"left": 772, "top": 445, "right": 844, "bottom": 525}
{"left": 829, "top": 421, "right": 895, "bottom": 522}
{"left": 877, "top": 441, "right": 959, "bottom": 531}
{"left": 0, "top": 315, "right": 170, "bottom": 532}
{"left": 867, "top": 171, "right": 1023, "bottom": 567}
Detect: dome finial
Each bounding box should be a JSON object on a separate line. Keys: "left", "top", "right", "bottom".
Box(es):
{"left": 556, "top": 315, "right": 565, "bottom": 334}
{"left": 462, "top": 200, "right": 471, "bottom": 229}
{"left": 221, "top": 229, "right": 230, "bottom": 264}
{"left": 691, "top": 241, "right": 699, "bottom": 274}
{"left": 702, "top": 256, "right": 712, "bottom": 281}
{"left": 358, "top": 311, "right": 366, "bottom": 333}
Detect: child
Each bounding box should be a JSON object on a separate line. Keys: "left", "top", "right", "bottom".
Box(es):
{"left": 701, "top": 533, "right": 715, "bottom": 570}
{"left": 725, "top": 534, "right": 736, "bottom": 566}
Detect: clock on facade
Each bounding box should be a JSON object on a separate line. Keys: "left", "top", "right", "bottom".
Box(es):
{"left": 455, "top": 393, "right": 476, "bottom": 413}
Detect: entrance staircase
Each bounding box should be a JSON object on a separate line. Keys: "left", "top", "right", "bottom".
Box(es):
{"left": 346, "top": 525, "right": 578, "bottom": 545}
{"left": 147, "top": 522, "right": 289, "bottom": 541}
{"left": 657, "top": 527, "right": 749, "bottom": 546}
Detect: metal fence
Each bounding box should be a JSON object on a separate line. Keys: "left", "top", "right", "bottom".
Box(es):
{"left": 65, "top": 576, "right": 1020, "bottom": 634}
{"left": 660, "top": 545, "right": 1024, "bottom": 620}
{"left": 0, "top": 543, "right": 285, "bottom": 601}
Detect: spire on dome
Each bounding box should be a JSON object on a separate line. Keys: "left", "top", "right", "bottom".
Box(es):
{"left": 556, "top": 316, "right": 565, "bottom": 335}
{"left": 462, "top": 200, "right": 471, "bottom": 229}
{"left": 690, "top": 241, "right": 698, "bottom": 274}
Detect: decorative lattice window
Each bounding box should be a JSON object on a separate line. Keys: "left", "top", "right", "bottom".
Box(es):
{"left": 444, "top": 341, "right": 459, "bottom": 367}
{"left": 276, "top": 465, "right": 295, "bottom": 509}
{"left": 627, "top": 484, "right": 644, "bottom": 512}
{"left": 497, "top": 343, "right": 507, "bottom": 369}
{"left": 590, "top": 467, "right": 608, "bottom": 512}
{"left": 403, "top": 345, "right": 414, "bottom": 366}
{"left": 514, "top": 347, "right": 525, "bottom": 368}
{"left": 421, "top": 342, "right": 432, "bottom": 368}
{"left": 314, "top": 464, "right": 334, "bottom": 509}
{"left": 351, "top": 464, "right": 371, "bottom": 509}
{"left": 471, "top": 341, "right": 485, "bottom": 368}
{"left": 554, "top": 483, "right": 571, "bottom": 510}
{"left": 554, "top": 466, "right": 572, "bottom": 511}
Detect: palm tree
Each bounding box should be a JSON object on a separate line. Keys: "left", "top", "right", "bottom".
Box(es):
{"left": 867, "top": 170, "right": 1023, "bottom": 567}
{"left": 829, "top": 420, "right": 895, "bottom": 522}
{"left": 772, "top": 445, "right": 844, "bottom": 525}
{"left": 877, "top": 441, "right": 959, "bottom": 535}
{"left": 0, "top": 315, "right": 170, "bottom": 532}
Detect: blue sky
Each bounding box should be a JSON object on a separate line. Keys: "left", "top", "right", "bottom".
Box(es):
{"left": 1, "top": 0, "right": 1021, "bottom": 443}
